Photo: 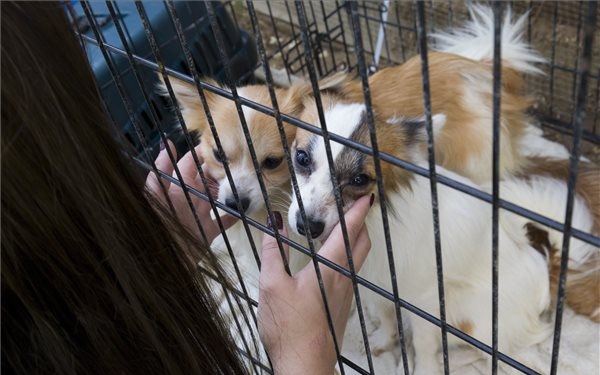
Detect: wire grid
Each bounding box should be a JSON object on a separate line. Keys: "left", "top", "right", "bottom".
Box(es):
{"left": 73, "top": 1, "right": 599, "bottom": 374}
{"left": 248, "top": 1, "right": 599, "bottom": 144}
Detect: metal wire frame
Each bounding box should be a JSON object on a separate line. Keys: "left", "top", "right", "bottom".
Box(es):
{"left": 255, "top": 1, "right": 600, "bottom": 144}
{"left": 347, "top": 2, "right": 412, "bottom": 373}
{"left": 78, "top": 7, "right": 600, "bottom": 247}
{"left": 550, "top": 2, "right": 598, "bottom": 375}
{"left": 262, "top": 2, "right": 599, "bottom": 374}
{"left": 78, "top": 5, "right": 600, "bottom": 246}
{"left": 77, "top": 1, "right": 600, "bottom": 374}
{"left": 414, "top": 2, "right": 451, "bottom": 374}
{"left": 295, "top": 3, "right": 376, "bottom": 372}
{"left": 490, "top": 3, "right": 502, "bottom": 373}
{"left": 243, "top": 4, "right": 348, "bottom": 373}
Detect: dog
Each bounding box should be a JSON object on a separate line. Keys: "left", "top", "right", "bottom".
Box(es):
{"left": 160, "top": 3, "right": 541, "bottom": 240}
{"left": 287, "top": 105, "right": 553, "bottom": 374}
{"left": 293, "top": 3, "right": 600, "bottom": 323}
{"left": 160, "top": 3, "right": 544, "bottom": 221}
{"left": 160, "top": 76, "right": 307, "bottom": 215}
{"left": 309, "top": 4, "right": 546, "bottom": 186}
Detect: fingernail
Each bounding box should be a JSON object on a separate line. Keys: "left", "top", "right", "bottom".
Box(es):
{"left": 159, "top": 132, "right": 168, "bottom": 151}
{"left": 369, "top": 193, "right": 375, "bottom": 207}
{"left": 267, "top": 211, "right": 283, "bottom": 231}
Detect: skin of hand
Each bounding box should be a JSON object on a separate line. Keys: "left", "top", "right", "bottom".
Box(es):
{"left": 145, "top": 140, "right": 238, "bottom": 246}
{"left": 258, "top": 195, "right": 373, "bottom": 375}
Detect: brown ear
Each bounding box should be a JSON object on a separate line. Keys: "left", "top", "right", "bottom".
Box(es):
{"left": 156, "top": 74, "right": 220, "bottom": 110}
{"left": 156, "top": 74, "right": 222, "bottom": 133}
{"left": 278, "top": 72, "right": 355, "bottom": 116}
{"left": 277, "top": 83, "right": 311, "bottom": 116}
{"left": 317, "top": 71, "right": 353, "bottom": 96}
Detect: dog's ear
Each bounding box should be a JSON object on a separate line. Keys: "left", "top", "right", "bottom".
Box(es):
{"left": 387, "top": 113, "right": 447, "bottom": 145}
{"left": 157, "top": 74, "right": 221, "bottom": 109}
{"left": 279, "top": 72, "right": 354, "bottom": 116}
{"left": 156, "top": 74, "right": 222, "bottom": 132}
{"left": 317, "top": 71, "right": 353, "bottom": 97}
{"left": 277, "top": 82, "right": 311, "bottom": 117}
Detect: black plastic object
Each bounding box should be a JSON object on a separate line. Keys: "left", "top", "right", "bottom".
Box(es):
{"left": 71, "top": 1, "right": 257, "bottom": 160}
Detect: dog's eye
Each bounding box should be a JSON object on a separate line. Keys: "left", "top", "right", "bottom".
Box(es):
{"left": 262, "top": 156, "right": 283, "bottom": 170}
{"left": 295, "top": 150, "right": 311, "bottom": 168}
{"left": 213, "top": 148, "right": 226, "bottom": 163}
{"left": 349, "top": 173, "right": 371, "bottom": 187}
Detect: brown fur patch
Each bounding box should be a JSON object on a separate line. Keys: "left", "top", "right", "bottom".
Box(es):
{"left": 520, "top": 157, "right": 599, "bottom": 322}
{"left": 157, "top": 75, "right": 320, "bottom": 206}
{"left": 455, "top": 320, "right": 474, "bottom": 336}
{"left": 297, "top": 98, "right": 416, "bottom": 205}
{"left": 320, "top": 52, "right": 531, "bottom": 184}
{"left": 525, "top": 223, "right": 600, "bottom": 322}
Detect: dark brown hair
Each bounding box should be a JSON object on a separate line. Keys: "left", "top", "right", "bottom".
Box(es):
{"left": 1, "top": 2, "right": 249, "bottom": 374}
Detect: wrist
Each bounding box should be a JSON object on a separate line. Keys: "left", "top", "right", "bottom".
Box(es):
{"left": 271, "top": 354, "right": 336, "bottom": 375}
{"left": 268, "top": 334, "right": 336, "bottom": 375}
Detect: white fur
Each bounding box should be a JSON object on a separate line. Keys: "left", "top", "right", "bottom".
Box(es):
{"left": 214, "top": 87, "right": 267, "bottom": 214}
{"left": 288, "top": 103, "right": 367, "bottom": 241}
{"left": 520, "top": 124, "right": 570, "bottom": 159}
{"left": 364, "top": 170, "right": 552, "bottom": 375}
{"left": 432, "top": 4, "right": 546, "bottom": 74}
{"left": 288, "top": 102, "right": 553, "bottom": 375}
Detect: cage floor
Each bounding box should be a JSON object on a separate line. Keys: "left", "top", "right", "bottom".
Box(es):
{"left": 340, "top": 306, "right": 599, "bottom": 375}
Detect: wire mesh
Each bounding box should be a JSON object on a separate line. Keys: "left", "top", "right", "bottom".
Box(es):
{"left": 74, "top": 1, "right": 599, "bottom": 374}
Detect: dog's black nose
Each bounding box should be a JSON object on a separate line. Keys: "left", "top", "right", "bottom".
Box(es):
{"left": 225, "top": 197, "right": 250, "bottom": 213}
{"left": 296, "top": 213, "right": 325, "bottom": 238}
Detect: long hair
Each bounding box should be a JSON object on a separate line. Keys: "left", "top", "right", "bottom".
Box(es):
{"left": 1, "top": 2, "right": 248, "bottom": 374}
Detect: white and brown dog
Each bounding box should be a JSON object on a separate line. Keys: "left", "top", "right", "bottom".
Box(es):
{"left": 287, "top": 5, "right": 599, "bottom": 374}
{"left": 288, "top": 106, "right": 555, "bottom": 374}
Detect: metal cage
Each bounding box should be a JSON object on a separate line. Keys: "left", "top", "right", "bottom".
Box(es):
{"left": 73, "top": 1, "right": 599, "bottom": 375}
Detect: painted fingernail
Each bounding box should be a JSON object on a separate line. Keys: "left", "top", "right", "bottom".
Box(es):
{"left": 369, "top": 193, "right": 375, "bottom": 207}
{"left": 267, "top": 211, "right": 283, "bottom": 230}
{"left": 159, "top": 132, "right": 168, "bottom": 151}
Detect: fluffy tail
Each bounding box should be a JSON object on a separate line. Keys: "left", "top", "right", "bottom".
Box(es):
{"left": 432, "top": 4, "right": 546, "bottom": 74}
{"left": 526, "top": 223, "right": 600, "bottom": 323}
{"left": 506, "top": 160, "right": 600, "bottom": 322}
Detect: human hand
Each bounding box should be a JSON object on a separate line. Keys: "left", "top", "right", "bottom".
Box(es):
{"left": 258, "top": 195, "right": 373, "bottom": 375}
{"left": 145, "top": 140, "right": 238, "bottom": 246}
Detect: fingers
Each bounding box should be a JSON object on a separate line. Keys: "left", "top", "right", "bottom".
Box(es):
{"left": 146, "top": 140, "right": 177, "bottom": 196}
{"left": 177, "top": 144, "right": 204, "bottom": 182}
{"left": 350, "top": 224, "right": 371, "bottom": 272}
{"left": 260, "top": 212, "right": 291, "bottom": 278}
{"left": 169, "top": 145, "right": 212, "bottom": 208}
{"left": 318, "top": 194, "right": 372, "bottom": 267}
{"left": 216, "top": 213, "right": 238, "bottom": 232}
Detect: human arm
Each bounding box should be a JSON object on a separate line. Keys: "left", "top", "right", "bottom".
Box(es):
{"left": 258, "top": 195, "right": 372, "bottom": 374}
{"left": 145, "top": 140, "right": 238, "bottom": 245}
